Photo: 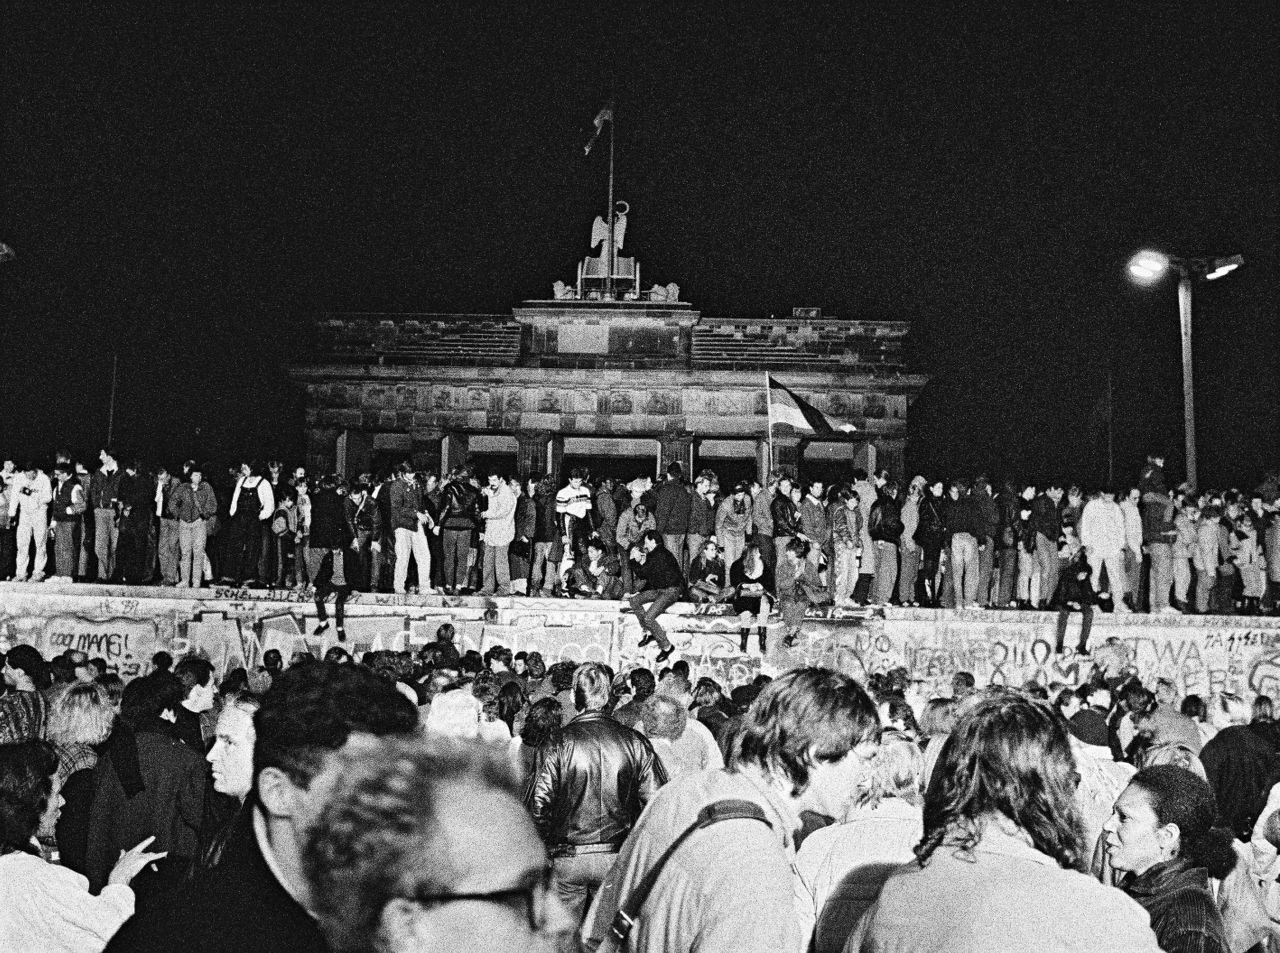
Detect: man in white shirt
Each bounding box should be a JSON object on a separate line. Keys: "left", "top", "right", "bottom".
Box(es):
{"left": 479, "top": 470, "right": 516, "bottom": 596}
{"left": 1079, "top": 489, "right": 1130, "bottom": 611}
{"left": 9, "top": 462, "right": 53, "bottom": 582}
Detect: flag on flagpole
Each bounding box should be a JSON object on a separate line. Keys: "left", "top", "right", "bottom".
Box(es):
{"left": 767, "top": 377, "right": 858, "bottom": 434}
{"left": 584, "top": 100, "right": 614, "bottom": 155}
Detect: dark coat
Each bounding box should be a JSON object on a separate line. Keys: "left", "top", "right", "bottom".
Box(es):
{"left": 104, "top": 804, "right": 329, "bottom": 953}
{"left": 1201, "top": 725, "right": 1280, "bottom": 841}
{"left": 654, "top": 479, "right": 692, "bottom": 535}
{"left": 526, "top": 710, "right": 667, "bottom": 853}
{"left": 308, "top": 488, "right": 349, "bottom": 549}
{"left": 1122, "top": 859, "right": 1229, "bottom": 953}
{"left": 85, "top": 726, "right": 208, "bottom": 897}
{"left": 771, "top": 494, "right": 801, "bottom": 538}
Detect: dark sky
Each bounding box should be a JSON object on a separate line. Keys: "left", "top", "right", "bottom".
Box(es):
{"left": 2, "top": 2, "right": 1276, "bottom": 488}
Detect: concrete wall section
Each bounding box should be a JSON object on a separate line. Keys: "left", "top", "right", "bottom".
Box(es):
{"left": 4, "top": 584, "right": 1279, "bottom": 699}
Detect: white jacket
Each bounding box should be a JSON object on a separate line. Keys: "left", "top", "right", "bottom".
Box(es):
{"left": 1078, "top": 498, "right": 1126, "bottom": 554}
{"left": 8, "top": 470, "right": 52, "bottom": 521}
{"left": 482, "top": 481, "right": 516, "bottom": 546}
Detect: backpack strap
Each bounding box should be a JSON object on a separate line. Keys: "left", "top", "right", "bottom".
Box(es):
{"left": 608, "top": 799, "right": 771, "bottom": 948}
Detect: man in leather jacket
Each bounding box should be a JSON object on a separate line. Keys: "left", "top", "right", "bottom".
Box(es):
{"left": 526, "top": 662, "right": 667, "bottom": 925}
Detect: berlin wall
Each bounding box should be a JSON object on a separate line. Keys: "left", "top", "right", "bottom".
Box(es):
{"left": 3, "top": 582, "right": 1279, "bottom": 701}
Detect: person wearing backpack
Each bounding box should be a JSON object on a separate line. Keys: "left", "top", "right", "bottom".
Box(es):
{"left": 581, "top": 669, "right": 880, "bottom": 953}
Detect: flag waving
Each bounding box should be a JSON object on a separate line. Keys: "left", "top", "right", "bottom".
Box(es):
{"left": 584, "top": 100, "right": 614, "bottom": 155}
{"left": 767, "top": 377, "right": 858, "bottom": 434}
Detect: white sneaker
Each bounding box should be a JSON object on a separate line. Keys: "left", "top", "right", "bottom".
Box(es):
{"left": 1158, "top": 605, "right": 1182, "bottom": 615}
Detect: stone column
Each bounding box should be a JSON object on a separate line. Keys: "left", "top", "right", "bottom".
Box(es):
{"left": 515, "top": 430, "right": 551, "bottom": 477}
{"left": 411, "top": 429, "right": 445, "bottom": 475}
{"left": 334, "top": 429, "right": 373, "bottom": 480}
{"left": 547, "top": 434, "right": 565, "bottom": 480}
{"left": 443, "top": 431, "right": 470, "bottom": 473}
{"left": 771, "top": 435, "right": 801, "bottom": 478}
{"left": 874, "top": 438, "right": 906, "bottom": 480}
{"left": 659, "top": 432, "right": 694, "bottom": 477}
{"left": 754, "top": 438, "right": 772, "bottom": 483}
{"left": 305, "top": 427, "right": 340, "bottom": 475}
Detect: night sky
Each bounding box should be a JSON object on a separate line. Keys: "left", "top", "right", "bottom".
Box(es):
{"left": 2, "top": 2, "right": 1276, "bottom": 489}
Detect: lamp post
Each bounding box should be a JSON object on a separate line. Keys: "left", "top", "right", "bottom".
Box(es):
{"left": 1127, "top": 249, "right": 1242, "bottom": 492}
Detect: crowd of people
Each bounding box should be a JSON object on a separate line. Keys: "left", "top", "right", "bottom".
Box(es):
{"left": 5, "top": 627, "right": 1280, "bottom": 951}
{"left": 4, "top": 451, "right": 1280, "bottom": 638}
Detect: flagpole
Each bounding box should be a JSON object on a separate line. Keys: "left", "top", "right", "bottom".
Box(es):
{"left": 606, "top": 113, "right": 616, "bottom": 300}
{"left": 107, "top": 351, "right": 118, "bottom": 445}
{"left": 1106, "top": 357, "right": 1114, "bottom": 489}
{"left": 765, "top": 372, "right": 774, "bottom": 475}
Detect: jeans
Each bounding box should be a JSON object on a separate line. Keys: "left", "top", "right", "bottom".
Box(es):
{"left": 898, "top": 544, "right": 921, "bottom": 604}
{"left": 685, "top": 533, "right": 708, "bottom": 575}
{"left": 552, "top": 852, "right": 617, "bottom": 928}
{"left": 753, "top": 532, "right": 776, "bottom": 574}
{"left": 663, "top": 534, "right": 687, "bottom": 574}
{"left": 93, "top": 508, "right": 118, "bottom": 581}
{"left": 158, "top": 518, "right": 180, "bottom": 584}
{"left": 1174, "top": 556, "right": 1191, "bottom": 604}
{"left": 303, "top": 546, "right": 325, "bottom": 589}
{"left": 1148, "top": 542, "right": 1173, "bottom": 611}
{"left": 1034, "top": 533, "right": 1060, "bottom": 608}
{"left": 1089, "top": 548, "right": 1126, "bottom": 604}
{"left": 480, "top": 542, "right": 511, "bottom": 595}
{"left": 1017, "top": 547, "right": 1036, "bottom": 602}
{"left": 53, "top": 520, "right": 79, "bottom": 577}
{"left": 719, "top": 533, "right": 746, "bottom": 574}
{"left": 870, "top": 541, "right": 899, "bottom": 604}
{"left": 177, "top": 520, "right": 208, "bottom": 587}
{"left": 442, "top": 528, "right": 471, "bottom": 590}
{"left": 1194, "top": 567, "right": 1211, "bottom": 613}
{"left": 995, "top": 547, "right": 1016, "bottom": 607}
{"left": 950, "top": 533, "right": 980, "bottom": 607}
{"left": 15, "top": 515, "right": 49, "bottom": 580}
{"left": 774, "top": 536, "right": 793, "bottom": 569}
{"left": 1124, "top": 548, "right": 1142, "bottom": 607}
{"left": 531, "top": 541, "right": 559, "bottom": 595}
{"left": 833, "top": 544, "right": 859, "bottom": 603}
{"left": 628, "top": 586, "right": 681, "bottom": 650}
{"left": 394, "top": 527, "right": 432, "bottom": 594}
{"left": 976, "top": 539, "right": 994, "bottom": 606}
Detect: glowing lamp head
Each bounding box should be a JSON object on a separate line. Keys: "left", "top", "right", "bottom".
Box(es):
{"left": 1128, "top": 250, "right": 1170, "bottom": 284}
{"left": 1205, "top": 254, "right": 1243, "bottom": 281}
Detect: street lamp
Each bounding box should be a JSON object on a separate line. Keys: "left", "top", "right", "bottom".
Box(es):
{"left": 0, "top": 242, "right": 14, "bottom": 264}
{"left": 1127, "top": 248, "right": 1243, "bottom": 492}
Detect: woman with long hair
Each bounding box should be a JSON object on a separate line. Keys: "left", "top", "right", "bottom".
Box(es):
{"left": 496, "top": 679, "right": 527, "bottom": 735}
{"left": 512, "top": 696, "right": 564, "bottom": 787}
{"left": 850, "top": 692, "right": 1161, "bottom": 952}
{"left": 1104, "top": 765, "right": 1233, "bottom": 953}
{"left": 730, "top": 542, "right": 774, "bottom": 654}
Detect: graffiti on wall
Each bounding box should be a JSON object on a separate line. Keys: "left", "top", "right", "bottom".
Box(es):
{"left": 5, "top": 584, "right": 1280, "bottom": 701}
{"left": 40, "top": 615, "right": 160, "bottom": 679}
